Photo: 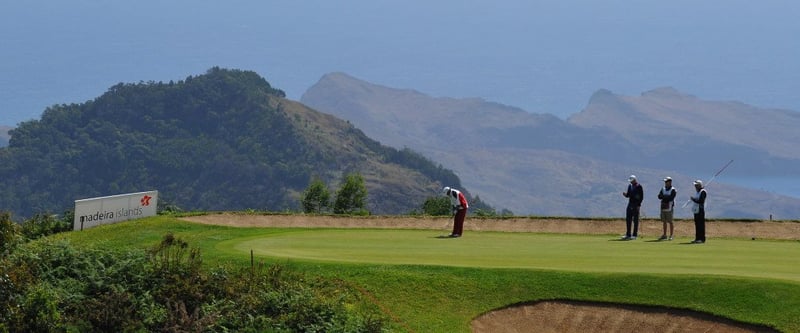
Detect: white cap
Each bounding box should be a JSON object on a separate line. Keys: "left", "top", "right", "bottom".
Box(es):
{"left": 442, "top": 186, "right": 451, "bottom": 195}
{"left": 693, "top": 180, "right": 703, "bottom": 186}
{"left": 663, "top": 177, "right": 672, "bottom": 182}
{"left": 628, "top": 175, "right": 637, "bottom": 182}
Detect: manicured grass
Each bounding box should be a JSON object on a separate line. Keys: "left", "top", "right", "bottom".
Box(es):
{"left": 58, "top": 216, "right": 800, "bottom": 332}
{"left": 223, "top": 229, "right": 800, "bottom": 283}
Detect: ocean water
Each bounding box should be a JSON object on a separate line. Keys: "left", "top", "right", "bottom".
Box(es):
{"left": 724, "top": 177, "right": 800, "bottom": 199}
{"left": 2, "top": 1, "right": 800, "bottom": 126}
{"left": 725, "top": 177, "right": 800, "bottom": 199}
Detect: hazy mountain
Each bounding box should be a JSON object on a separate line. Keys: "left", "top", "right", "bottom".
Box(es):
{"left": 569, "top": 88, "right": 800, "bottom": 176}
{"left": 301, "top": 73, "right": 800, "bottom": 219}
{"left": 0, "top": 68, "right": 462, "bottom": 219}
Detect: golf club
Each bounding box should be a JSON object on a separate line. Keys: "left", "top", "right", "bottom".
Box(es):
{"left": 681, "top": 159, "right": 734, "bottom": 208}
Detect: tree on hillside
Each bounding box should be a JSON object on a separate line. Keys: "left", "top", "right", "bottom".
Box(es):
{"left": 333, "top": 173, "right": 368, "bottom": 215}
{"left": 421, "top": 196, "right": 451, "bottom": 216}
{"left": 420, "top": 193, "right": 505, "bottom": 216}
{"left": 301, "top": 177, "right": 331, "bottom": 214}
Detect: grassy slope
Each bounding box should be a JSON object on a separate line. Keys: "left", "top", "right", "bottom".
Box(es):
{"left": 57, "top": 216, "right": 800, "bottom": 332}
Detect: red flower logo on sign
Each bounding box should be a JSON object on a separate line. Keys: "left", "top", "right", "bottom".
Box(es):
{"left": 140, "top": 195, "right": 152, "bottom": 206}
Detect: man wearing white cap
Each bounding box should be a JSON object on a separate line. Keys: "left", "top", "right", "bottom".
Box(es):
{"left": 621, "top": 175, "right": 643, "bottom": 240}
{"left": 657, "top": 177, "right": 677, "bottom": 241}
{"left": 689, "top": 180, "right": 707, "bottom": 243}
{"left": 442, "top": 186, "right": 469, "bottom": 237}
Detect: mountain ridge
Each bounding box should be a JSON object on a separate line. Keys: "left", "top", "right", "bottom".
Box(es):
{"left": 570, "top": 87, "right": 800, "bottom": 160}
{"left": 301, "top": 73, "right": 800, "bottom": 219}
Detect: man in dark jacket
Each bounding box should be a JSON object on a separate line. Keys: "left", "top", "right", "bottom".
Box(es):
{"left": 622, "top": 175, "right": 643, "bottom": 240}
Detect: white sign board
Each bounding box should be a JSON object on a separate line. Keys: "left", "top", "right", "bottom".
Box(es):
{"left": 74, "top": 190, "right": 158, "bottom": 230}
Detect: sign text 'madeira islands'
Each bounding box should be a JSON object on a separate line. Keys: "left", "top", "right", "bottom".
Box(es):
{"left": 73, "top": 191, "right": 158, "bottom": 230}
{"left": 78, "top": 207, "right": 145, "bottom": 223}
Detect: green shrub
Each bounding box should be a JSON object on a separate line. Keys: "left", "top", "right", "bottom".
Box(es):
{"left": 0, "top": 270, "right": 17, "bottom": 329}
{"left": 76, "top": 287, "right": 143, "bottom": 332}
{"left": 0, "top": 233, "right": 385, "bottom": 332}
{"left": 0, "top": 211, "right": 22, "bottom": 258}
{"left": 20, "top": 212, "right": 72, "bottom": 240}
{"left": 16, "top": 282, "right": 63, "bottom": 332}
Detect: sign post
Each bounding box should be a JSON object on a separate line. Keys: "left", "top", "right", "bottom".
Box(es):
{"left": 73, "top": 190, "right": 158, "bottom": 230}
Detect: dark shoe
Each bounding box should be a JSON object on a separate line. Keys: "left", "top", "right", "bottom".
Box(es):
{"left": 691, "top": 240, "right": 704, "bottom": 244}
{"left": 449, "top": 234, "right": 461, "bottom": 238}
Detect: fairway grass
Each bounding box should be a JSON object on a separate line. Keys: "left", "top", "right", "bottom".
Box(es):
{"left": 222, "top": 229, "right": 800, "bottom": 283}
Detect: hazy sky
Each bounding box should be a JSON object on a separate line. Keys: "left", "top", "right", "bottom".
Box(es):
{"left": 2, "top": 1, "right": 799, "bottom": 125}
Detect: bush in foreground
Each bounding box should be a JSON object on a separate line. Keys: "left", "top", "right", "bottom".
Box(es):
{"left": 0, "top": 233, "right": 385, "bottom": 332}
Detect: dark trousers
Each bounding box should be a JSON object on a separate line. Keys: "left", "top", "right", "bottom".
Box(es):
{"left": 452, "top": 209, "right": 467, "bottom": 235}
{"left": 694, "top": 209, "right": 706, "bottom": 241}
{"left": 625, "top": 206, "right": 640, "bottom": 237}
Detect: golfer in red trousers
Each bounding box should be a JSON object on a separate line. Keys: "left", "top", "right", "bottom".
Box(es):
{"left": 442, "top": 186, "right": 469, "bottom": 237}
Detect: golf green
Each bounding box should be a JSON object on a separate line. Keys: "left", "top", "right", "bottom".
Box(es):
{"left": 220, "top": 229, "right": 800, "bottom": 283}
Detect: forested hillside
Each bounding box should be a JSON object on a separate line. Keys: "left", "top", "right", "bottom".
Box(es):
{"left": 0, "top": 68, "right": 463, "bottom": 219}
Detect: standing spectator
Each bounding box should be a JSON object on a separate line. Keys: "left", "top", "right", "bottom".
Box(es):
{"left": 657, "top": 177, "right": 677, "bottom": 241}
{"left": 621, "top": 175, "right": 643, "bottom": 240}
{"left": 690, "top": 180, "right": 707, "bottom": 243}
{"left": 442, "top": 186, "right": 469, "bottom": 237}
